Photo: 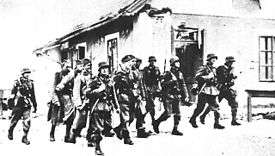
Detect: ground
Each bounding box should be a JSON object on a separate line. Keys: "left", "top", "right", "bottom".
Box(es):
{"left": 0, "top": 107, "right": 275, "bottom": 156}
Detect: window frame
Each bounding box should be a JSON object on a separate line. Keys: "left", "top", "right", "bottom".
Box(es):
{"left": 259, "top": 36, "right": 275, "bottom": 82}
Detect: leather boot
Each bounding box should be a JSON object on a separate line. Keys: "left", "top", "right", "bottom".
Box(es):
{"left": 199, "top": 116, "right": 205, "bottom": 124}
{"left": 95, "top": 142, "right": 104, "bottom": 155}
{"left": 214, "top": 123, "right": 225, "bottom": 129}
{"left": 22, "top": 136, "right": 30, "bottom": 145}
{"left": 189, "top": 118, "right": 198, "bottom": 128}
{"left": 8, "top": 129, "right": 13, "bottom": 140}
{"left": 152, "top": 120, "right": 160, "bottom": 134}
{"left": 122, "top": 130, "right": 134, "bottom": 145}
{"left": 50, "top": 133, "right": 55, "bottom": 142}
{"left": 172, "top": 128, "right": 183, "bottom": 136}
{"left": 113, "top": 126, "right": 122, "bottom": 140}
{"left": 137, "top": 128, "right": 150, "bottom": 138}
{"left": 231, "top": 120, "right": 241, "bottom": 126}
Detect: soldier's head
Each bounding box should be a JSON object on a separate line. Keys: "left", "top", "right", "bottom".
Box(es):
{"left": 170, "top": 56, "right": 180, "bottom": 70}
{"left": 121, "top": 54, "right": 136, "bottom": 70}
{"left": 21, "top": 68, "right": 31, "bottom": 79}
{"left": 206, "top": 53, "right": 218, "bottom": 66}
{"left": 98, "top": 61, "right": 110, "bottom": 76}
{"left": 82, "top": 58, "right": 91, "bottom": 76}
{"left": 225, "top": 56, "right": 235, "bottom": 67}
{"left": 148, "top": 56, "right": 156, "bottom": 66}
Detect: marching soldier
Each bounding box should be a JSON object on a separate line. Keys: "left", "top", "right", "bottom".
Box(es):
{"left": 152, "top": 56, "right": 189, "bottom": 135}
{"left": 189, "top": 53, "right": 225, "bottom": 129}
{"left": 55, "top": 61, "right": 78, "bottom": 142}
{"left": 113, "top": 55, "right": 136, "bottom": 145}
{"left": 199, "top": 56, "right": 241, "bottom": 126}
{"left": 131, "top": 58, "right": 150, "bottom": 138}
{"left": 8, "top": 68, "right": 37, "bottom": 145}
{"left": 68, "top": 59, "right": 91, "bottom": 143}
{"left": 48, "top": 62, "right": 72, "bottom": 142}
{"left": 86, "top": 61, "right": 116, "bottom": 155}
{"left": 143, "top": 56, "right": 161, "bottom": 126}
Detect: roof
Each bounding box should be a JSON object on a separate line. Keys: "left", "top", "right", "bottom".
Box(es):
{"left": 34, "top": 0, "right": 151, "bottom": 53}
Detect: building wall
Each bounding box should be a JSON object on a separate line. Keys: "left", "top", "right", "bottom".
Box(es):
{"left": 172, "top": 13, "right": 275, "bottom": 110}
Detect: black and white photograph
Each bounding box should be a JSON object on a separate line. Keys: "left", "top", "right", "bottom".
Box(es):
{"left": 0, "top": 0, "right": 275, "bottom": 156}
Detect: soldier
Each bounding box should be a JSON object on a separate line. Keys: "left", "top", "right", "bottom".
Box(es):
{"left": 86, "top": 61, "right": 116, "bottom": 155}
{"left": 8, "top": 68, "right": 37, "bottom": 145}
{"left": 48, "top": 62, "right": 72, "bottom": 142}
{"left": 113, "top": 54, "right": 136, "bottom": 145}
{"left": 143, "top": 56, "right": 161, "bottom": 126}
{"left": 131, "top": 58, "right": 150, "bottom": 138}
{"left": 55, "top": 61, "right": 78, "bottom": 142}
{"left": 199, "top": 56, "right": 241, "bottom": 126}
{"left": 152, "top": 56, "right": 189, "bottom": 135}
{"left": 189, "top": 53, "right": 225, "bottom": 129}
{"left": 68, "top": 59, "right": 91, "bottom": 143}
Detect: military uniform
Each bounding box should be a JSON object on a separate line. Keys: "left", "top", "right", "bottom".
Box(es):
{"left": 189, "top": 54, "right": 224, "bottom": 129}
{"left": 113, "top": 55, "right": 136, "bottom": 145}
{"left": 143, "top": 56, "right": 161, "bottom": 124}
{"left": 200, "top": 56, "right": 240, "bottom": 126}
{"left": 8, "top": 68, "right": 37, "bottom": 145}
{"left": 152, "top": 57, "right": 189, "bottom": 135}
{"left": 55, "top": 68, "right": 75, "bottom": 142}
{"left": 86, "top": 62, "right": 115, "bottom": 155}
{"left": 130, "top": 58, "right": 150, "bottom": 138}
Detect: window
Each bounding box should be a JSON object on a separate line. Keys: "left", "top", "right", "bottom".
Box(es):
{"left": 78, "top": 46, "right": 85, "bottom": 59}
{"left": 259, "top": 36, "right": 275, "bottom": 81}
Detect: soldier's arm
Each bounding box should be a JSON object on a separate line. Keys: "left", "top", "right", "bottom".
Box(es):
{"left": 30, "top": 81, "right": 38, "bottom": 110}
{"left": 195, "top": 66, "right": 213, "bottom": 82}
{"left": 56, "top": 70, "right": 74, "bottom": 91}
{"left": 216, "top": 66, "right": 227, "bottom": 84}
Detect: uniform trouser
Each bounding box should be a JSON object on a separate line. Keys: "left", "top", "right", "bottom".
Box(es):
{"left": 115, "top": 102, "right": 133, "bottom": 139}
{"left": 156, "top": 97, "right": 181, "bottom": 129}
{"left": 145, "top": 93, "right": 156, "bottom": 122}
{"left": 102, "top": 111, "right": 113, "bottom": 134}
{"left": 71, "top": 108, "right": 88, "bottom": 135}
{"left": 190, "top": 93, "right": 220, "bottom": 124}
{"left": 9, "top": 108, "right": 31, "bottom": 138}
{"left": 201, "top": 89, "right": 238, "bottom": 121}
{"left": 86, "top": 111, "right": 106, "bottom": 144}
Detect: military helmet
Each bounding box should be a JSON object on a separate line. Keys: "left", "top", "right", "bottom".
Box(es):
{"left": 82, "top": 58, "right": 91, "bottom": 66}
{"left": 121, "top": 54, "right": 135, "bottom": 63}
{"left": 225, "top": 56, "right": 235, "bottom": 63}
{"left": 98, "top": 61, "right": 109, "bottom": 69}
{"left": 148, "top": 56, "right": 157, "bottom": 62}
{"left": 21, "top": 68, "right": 31, "bottom": 75}
{"left": 170, "top": 56, "right": 179, "bottom": 65}
{"left": 206, "top": 53, "right": 218, "bottom": 61}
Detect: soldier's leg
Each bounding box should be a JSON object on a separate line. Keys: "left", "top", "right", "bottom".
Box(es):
{"left": 69, "top": 109, "right": 87, "bottom": 143}
{"left": 22, "top": 109, "right": 31, "bottom": 145}
{"left": 172, "top": 99, "right": 183, "bottom": 136}
{"left": 207, "top": 95, "right": 224, "bottom": 129}
{"left": 224, "top": 90, "right": 240, "bottom": 125}
{"left": 189, "top": 94, "right": 207, "bottom": 128}
{"left": 102, "top": 111, "right": 114, "bottom": 137}
{"left": 136, "top": 106, "right": 150, "bottom": 138}
{"left": 8, "top": 111, "right": 22, "bottom": 140}
{"left": 153, "top": 98, "right": 171, "bottom": 133}
{"left": 64, "top": 114, "right": 74, "bottom": 143}
{"left": 199, "top": 105, "right": 211, "bottom": 124}
{"left": 146, "top": 93, "right": 156, "bottom": 122}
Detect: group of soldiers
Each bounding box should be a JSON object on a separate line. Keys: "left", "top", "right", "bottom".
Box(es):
{"left": 6, "top": 53, "right": 241, "bottom": 155}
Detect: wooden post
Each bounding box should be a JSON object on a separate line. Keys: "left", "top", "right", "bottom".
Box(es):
{"left": 247, "top": 93, "right": 252, "bottom": 122}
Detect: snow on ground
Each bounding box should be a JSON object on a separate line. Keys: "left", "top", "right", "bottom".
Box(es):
{"left": 0, "top": 106, "right": 275, "bottom": 156}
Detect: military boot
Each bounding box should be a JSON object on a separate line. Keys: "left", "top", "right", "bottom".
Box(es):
{"left": 172, "top": 128, "right": 183, "bottom": 136}
{"left": 152, "top": 120, "right": 160, "bottom": 134}
{"left": 8, "top": 129, "right": 13, "bottom": 140}
{"left": 214, "top": 123, "right": 225, "bottom": 129}
{"left": 189, "top": 118, "right": 198, "bottom": 128}
{"left": 50, "top": 133, "right": 55, "bottom": 142}
{"left": 113, "top": 126, "right": 123, "bottom": 140}
{"left": 95, "top": 142, "right": 104, "bottom": 156}
{"left": 231, "top": 120, "right": 241, "bottom": 126}
{"left": 68, "top": 133, "right": 76, "bottom": 144}
{"left": 122, "top": 130, "right": 134, "bottom": 145}
{"left": 199, "top": 116, "right": 205, "bottom": 124}
{"left": 137, "top": 128, "right": 150, "bottom": 138}
{"left": 22, "top": 136, "right": 30, "bottom": 145}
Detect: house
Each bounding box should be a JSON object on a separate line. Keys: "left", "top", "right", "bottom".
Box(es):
{"left": 34, "top": 0, "right": 275, "bottom": 115}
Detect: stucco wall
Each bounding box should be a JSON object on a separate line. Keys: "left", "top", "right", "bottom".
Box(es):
{"left": 172, "top": 13, "right": 275, "bottom": 111}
